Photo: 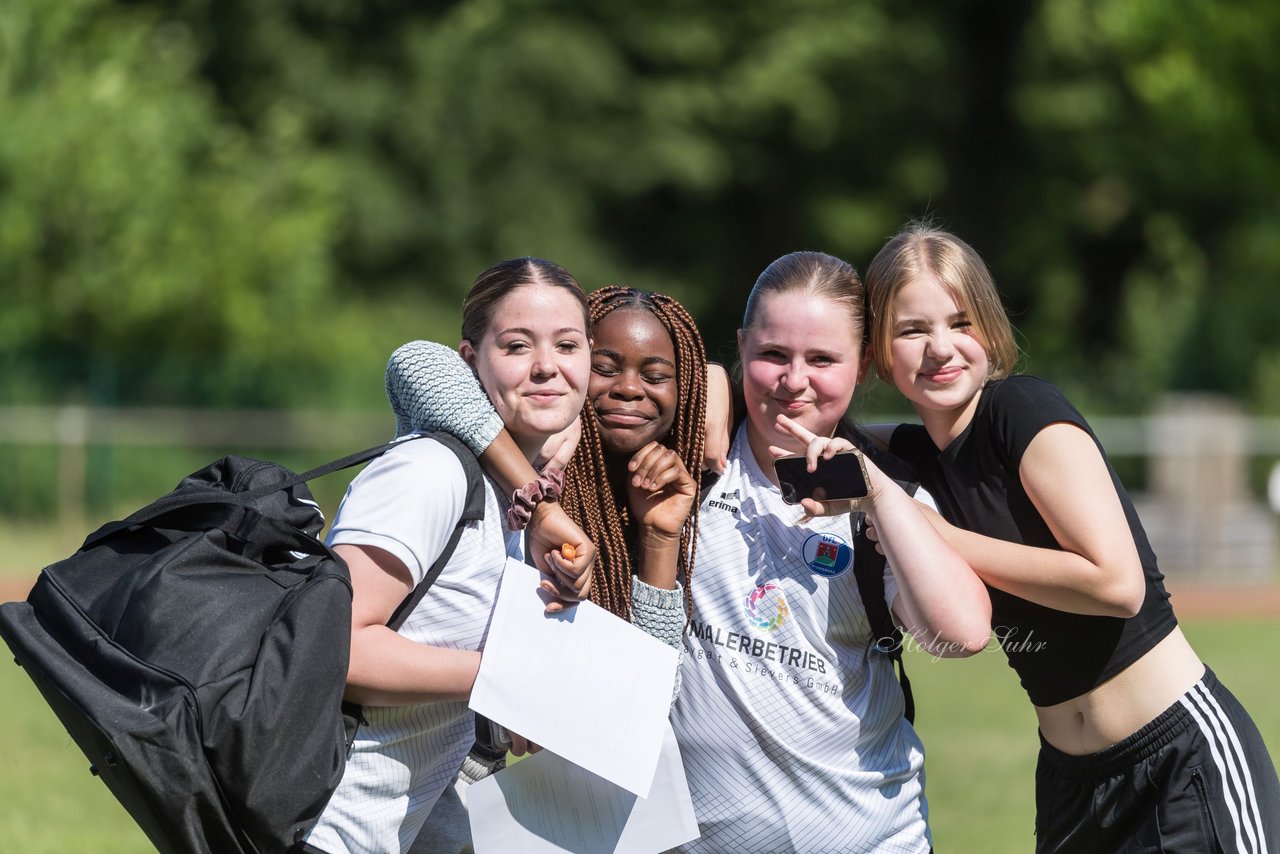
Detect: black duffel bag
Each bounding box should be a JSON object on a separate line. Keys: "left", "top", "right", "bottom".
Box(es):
{"left": 0, "top": 432, "right": 481, "bottom": 854}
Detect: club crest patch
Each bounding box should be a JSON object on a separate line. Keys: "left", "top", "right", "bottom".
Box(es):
{"left": 803, "top": 532, "right": 852, "bottom": 578}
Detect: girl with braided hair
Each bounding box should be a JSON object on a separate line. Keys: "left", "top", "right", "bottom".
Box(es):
{"left": 558, "top": 286, "right": 707, "bottom": 622}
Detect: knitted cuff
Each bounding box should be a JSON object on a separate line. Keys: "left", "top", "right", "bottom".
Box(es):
{"left": 505, "top": 467, "right": 566, "bottom": 531}
{"left": 385, "top": 340, "right": 504, "bottom": 455}
{"left": 629, "top": 578, "right": 686, "bottom": 649}
{"left": 630, "top": 577, "right": 686, "bottom": 705}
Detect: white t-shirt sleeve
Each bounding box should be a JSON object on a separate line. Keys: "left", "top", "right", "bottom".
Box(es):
{"left": 325, "top": 439, "right": 469, "bottom": 585}
{"left": 882, "top": 486, "right": 940, "bottom": 616}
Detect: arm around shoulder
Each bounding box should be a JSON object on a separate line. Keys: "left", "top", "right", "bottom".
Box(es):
{"left": 386, "top": 340, "right": 503, "bottom": 455}
{"left": 703, "top": 363, "right": 733, "bottom": 473}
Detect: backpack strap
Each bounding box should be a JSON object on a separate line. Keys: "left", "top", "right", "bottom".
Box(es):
{"left": 83, "top": 436, "right": 434, "bottom": 550}
{"left": 850, "top": 511, "right": 914, "bottom": 724}
{"left": 845, "top": 421, "right": 920, "bottom": 725}
{"left": 244, "top": 436, "right": 427, "bottom": 498}
{"left": 342, "top": 432, "right": 486, "bottom": 754}
{"left": 386, "top": 432, "right": 485, "bottom": 631}
{"left": 698, "top": 470, "right": 722, "bottom": 504}
{"left": 240, "top": 430, "right": 483, "bottom": 626}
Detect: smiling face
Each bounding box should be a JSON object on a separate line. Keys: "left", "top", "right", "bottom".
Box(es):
{"left": 460, "top": 283, "right": 590, "bottom": 459}
{"left": 738, "top": 290, "right": 865, "bottom": 466}
{"left": 588, "top": 308, "right": 678, "bottom": 457}
{"left": 887, "top": 272, "right": 990, "bottom": 443}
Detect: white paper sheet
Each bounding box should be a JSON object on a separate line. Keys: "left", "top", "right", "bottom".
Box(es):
{"left": 467, "top": 722, "right": 699, "bottom": 854}
{"left": 470, "top": 558, "right": 679, "bottom": 797}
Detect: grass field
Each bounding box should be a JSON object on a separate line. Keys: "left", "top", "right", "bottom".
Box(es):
{"left": 0, "top": 615, "right": 1275, "bottom": 853}
{"left": 2, "top": 519, "right": 1274, "bottom": 850}
{"left": 0, "top": 519, "right": 74, "bottom": 582}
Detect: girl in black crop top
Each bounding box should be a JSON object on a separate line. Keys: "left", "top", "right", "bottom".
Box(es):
{"left": 787, "top": 222, "right": 1279, "bottom": 852}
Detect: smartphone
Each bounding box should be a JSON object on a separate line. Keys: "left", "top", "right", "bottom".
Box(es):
{"left": 474, "top": 713, "right": 512, "bottom": 754}
{"left": 487, "top": 719, "right": 512, "bottom": 751}
{"left": 773, "top": 450, "right": 870, "bottom": 505}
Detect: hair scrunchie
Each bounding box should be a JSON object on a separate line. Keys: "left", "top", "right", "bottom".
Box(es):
{"left": 506, "top": 467, "right": 566, "bottom": 531}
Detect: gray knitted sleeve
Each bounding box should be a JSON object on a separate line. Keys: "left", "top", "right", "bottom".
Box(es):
{"left": 385, "top": 340, "right": 504, "bottom": 455}
{"left": 630, "top": 577, "right": 686, "bottom": 705}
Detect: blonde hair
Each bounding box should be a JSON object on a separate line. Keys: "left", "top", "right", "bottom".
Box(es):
{"left": 865, "top": 222, "right": 1018, "bottom": 380}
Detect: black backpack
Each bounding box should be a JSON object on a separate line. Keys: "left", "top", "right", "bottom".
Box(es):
{"left": 0, "top": 432, "right": 483, "bottom": 854}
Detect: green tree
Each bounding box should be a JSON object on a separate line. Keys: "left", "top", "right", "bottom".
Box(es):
{"left": 0, "top": 0, "right": 346, "bottom": 406}
{"left": 7, "top": 0, "right": 1280, "bottom": 416}
{"left": 1001, "top": 0, "right": 1280, "bottom": 410}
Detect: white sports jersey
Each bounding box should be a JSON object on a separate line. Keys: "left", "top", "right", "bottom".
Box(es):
{"left": 305, "top": 436, "right": 509, "bottom": 854}
{"left": 671, "top": 425, "right": 930, "bottom": 853}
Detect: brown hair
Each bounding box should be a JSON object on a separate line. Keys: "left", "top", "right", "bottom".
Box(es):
{"left": 460, "top": 257, "right": 589, "bottom": 344}
{"left": 865, "top": 223, "right": 1019, "bottom": 380}
{"left": 559, "top": 287, "right": 707, "bottom": 622}
{"left": 741, "top": 251, "right": 865, "bottom": 344}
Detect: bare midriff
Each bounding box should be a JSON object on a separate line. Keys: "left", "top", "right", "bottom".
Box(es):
{"left": 1035, "top": 627, "right": 1205, "bottom": 755}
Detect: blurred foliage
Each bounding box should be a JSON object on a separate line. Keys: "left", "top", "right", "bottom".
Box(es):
{"left": 3, "top": 0, "right": 1279, "bottom": 412}
{"left": 1, "top": 0, "right": 344, "bottom": 405}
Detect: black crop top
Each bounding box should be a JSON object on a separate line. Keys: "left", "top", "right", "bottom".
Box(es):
{"left": 889, "top": 375, "right": 1177, "bottom": 707}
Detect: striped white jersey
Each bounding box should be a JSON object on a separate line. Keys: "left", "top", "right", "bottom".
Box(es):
{"left": 670, "top": 425, "right": 930, "bottom": 853}
{"left": 305, "top": 437, "right": 509, "bottom": 854}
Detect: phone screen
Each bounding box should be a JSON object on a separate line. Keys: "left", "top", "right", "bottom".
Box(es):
{"left": 773, "top": 452, "right": 869, "bottom": 505}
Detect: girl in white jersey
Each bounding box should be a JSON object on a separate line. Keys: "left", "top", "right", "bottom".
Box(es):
{"left": 669, "top": 250, "right": 991, "bottom": 854}
{"left": 298, "top": 257, "right": 594, "bottom": 854}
